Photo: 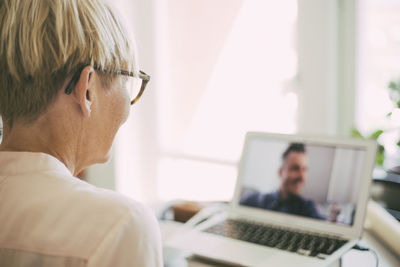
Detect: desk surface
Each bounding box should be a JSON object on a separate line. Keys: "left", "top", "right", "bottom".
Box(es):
{"left": 160, "top": 221, "right": 400, "bottom": 267}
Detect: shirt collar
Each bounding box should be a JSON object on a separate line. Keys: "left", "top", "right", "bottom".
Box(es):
{"left": 0, "top": 151, "right": 72, "bottom": 177}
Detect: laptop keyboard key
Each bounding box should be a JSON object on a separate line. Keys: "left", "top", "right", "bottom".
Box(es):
{"left": 316, "top": 253, "right": 329, "bottom": 259}
{"left": 297, "top": 248, "right": 311, "bottom": 256}
{"left": 203, "top": 219, "right": 347, "bottom": 258}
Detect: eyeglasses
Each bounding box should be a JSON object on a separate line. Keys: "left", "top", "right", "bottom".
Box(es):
{"left": 64, "top": 66, "right": 150, "bottom": 105}
{"left": 117, "top": 69, "right": 150, "bottom": 105}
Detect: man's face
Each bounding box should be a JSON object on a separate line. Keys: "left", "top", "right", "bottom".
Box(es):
{"left": 279, "top": 151, "right": 307, "bottom": 196}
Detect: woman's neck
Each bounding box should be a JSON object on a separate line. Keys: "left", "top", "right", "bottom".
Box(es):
{"left": 0, "top": 118, "right": 79, "bottom": 175}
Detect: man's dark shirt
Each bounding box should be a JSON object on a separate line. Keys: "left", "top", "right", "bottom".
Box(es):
{"left": 240, "top": 190, "right": 323, "bottom": 220}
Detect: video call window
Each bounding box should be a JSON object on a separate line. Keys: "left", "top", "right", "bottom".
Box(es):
{"left": 239, "top": 138, "right": 366, "bottom": 226}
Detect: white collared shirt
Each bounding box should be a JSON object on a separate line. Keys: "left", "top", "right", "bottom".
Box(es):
{"left": 0, "top": 151, "right": 163, "bottom": 267}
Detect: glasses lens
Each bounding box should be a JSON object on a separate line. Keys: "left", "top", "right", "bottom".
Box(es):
{"left": 125, "top": 76, "right": 143, "bottom": 102}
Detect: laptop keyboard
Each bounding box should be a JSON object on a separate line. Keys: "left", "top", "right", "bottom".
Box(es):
{"left": 203, "top": 219, "right": 348, "bottom": 259}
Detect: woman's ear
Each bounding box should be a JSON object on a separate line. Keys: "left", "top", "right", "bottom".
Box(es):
{"left": 73, "top": 66, "right": 95, "bottom": 117}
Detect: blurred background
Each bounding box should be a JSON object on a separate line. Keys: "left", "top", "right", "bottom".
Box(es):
{"left": 90, "top": 0, "right": 400, "bottom": 208}
{"left": 2, "top": 0, "right": 399, "bottom": 212}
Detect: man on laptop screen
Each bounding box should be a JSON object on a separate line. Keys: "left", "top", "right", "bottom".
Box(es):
{"left": 238, "top": 139, "right": 364, "bottom": 226}
{"left": 240, "top": 143, "right": 322, "bottom": 219}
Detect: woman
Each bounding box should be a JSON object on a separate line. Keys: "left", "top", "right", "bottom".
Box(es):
{"left": 0, "top": 0, "right": 162, "bottom": 266}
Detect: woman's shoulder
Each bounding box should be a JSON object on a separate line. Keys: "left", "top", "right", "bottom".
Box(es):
{"left": 1, "top": 169, "right": 160, "bottom": 262}
{"left": 58, "top": 175, "right": 155, "bottom": 225}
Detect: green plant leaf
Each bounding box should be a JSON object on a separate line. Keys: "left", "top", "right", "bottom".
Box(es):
{"left": 378, "top": 144, "right": 385, "bottom": 153}
{"left": 388, "top": 81, "right": 397, "bottom": 90}
{"left": 387, "top": 111, "right": 393, "bottom": 117}
{"left": 369, "top": 129, "right": 384, "bottom": 140}
{"left": 351, "top": 128, "right": 364, "bottom": 138}
{"left": 376, "top": 150, "right": 384, "bottom": 166}
{"left": 397, "top": 140, "right": 400, "bottom": 147}
{"left": 376, "top": 144, "right": 385, "bottom": 166}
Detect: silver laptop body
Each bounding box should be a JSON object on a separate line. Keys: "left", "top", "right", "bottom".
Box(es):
{"left": 165, "top": 132, "right": 377, "bottom": 267}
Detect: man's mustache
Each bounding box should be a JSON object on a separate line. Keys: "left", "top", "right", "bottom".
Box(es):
{"left": 288, "top": 177, "right": 303, "bottom": 185}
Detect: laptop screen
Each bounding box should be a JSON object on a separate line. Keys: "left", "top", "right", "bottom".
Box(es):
{"left": 238, "top": 136, "right": 366, "bottom": 227}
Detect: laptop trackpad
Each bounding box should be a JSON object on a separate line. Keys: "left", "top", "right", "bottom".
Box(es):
{"left": 170, "top": 231, "right": 276, "bottom": 266}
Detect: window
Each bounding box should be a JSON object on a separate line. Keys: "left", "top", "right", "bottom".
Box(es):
{"left": 356, "top": 0, "right": 400, "bottom": 167}
{"left": 155, "top": 0, "right": 298, "bottom": 201}
{"left": 109, "top": 0, "right": 354, "bottom": 205}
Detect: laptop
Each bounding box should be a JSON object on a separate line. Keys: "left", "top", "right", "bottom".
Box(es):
{"left": 165, "top": 132, "right": 377, "bottom": 267}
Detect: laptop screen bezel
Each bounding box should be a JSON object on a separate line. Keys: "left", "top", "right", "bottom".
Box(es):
{"left": 230, "top": 132, "right": 377, "bottom": 239}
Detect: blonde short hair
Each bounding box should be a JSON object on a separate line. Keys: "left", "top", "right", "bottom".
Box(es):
{"left": 0, "top": 0, "right": 136, "bottom": 127}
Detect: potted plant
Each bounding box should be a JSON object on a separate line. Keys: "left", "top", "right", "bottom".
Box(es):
{"left": 352, "top": 78, "right": 400, "bottom": 174}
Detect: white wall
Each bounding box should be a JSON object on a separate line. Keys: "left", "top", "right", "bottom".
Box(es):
{"left": 297, "top": 0, "right": 339, "bottom": 135}
{"left": 113, "top": 0, "right": 160, "bottom": 204}
{"left": 328, "top": 148, "right": 365, "bottom": 203}
{"left": 301, "top": 146, "right": 335, "bottom": 203}
{"left": 297, "top": 0, "right": 358, "bottom": 136}
{"left": 85, "top": 148, "right": 116, "bottom": 190}
{"left": 240, "top": 139, "right": 287, "bottom": 193}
